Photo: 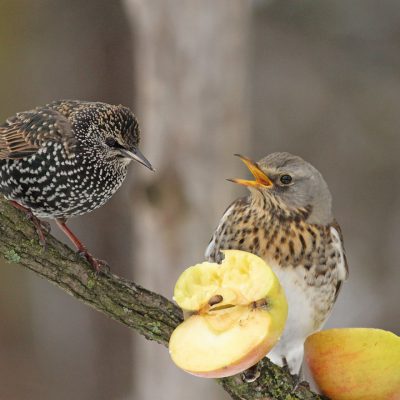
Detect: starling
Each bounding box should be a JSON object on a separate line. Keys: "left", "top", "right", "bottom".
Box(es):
{"left": 206, "top": 153, "right": 348, "bottom": 375}
{"left": 0, "top": 100, "right": 153, "bottom": 271}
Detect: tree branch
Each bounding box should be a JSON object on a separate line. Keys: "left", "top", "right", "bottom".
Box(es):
{"left": 0, "top": 197, "right": 327, "bottom": 400}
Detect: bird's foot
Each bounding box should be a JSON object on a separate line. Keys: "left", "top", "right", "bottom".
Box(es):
{"left": 281, "top": 356, "right": 294, "bottom": 375}
{"left": 241, "top": 364, "right": 260, "bottom": 383}
{"left": 9, "top": 200, "right": 50, "bottom": 248}
{"left": 55, "top": 218, "right": 110, "bottom": 275}
{"left": 28, "top": 216, "right": 51, "bottom": 245}
{"left": 27, "top": 215, "right": 49, "bottom": 248}
{"left": 291, "top": 378, "right": 311, "bottom": 394}
{"left": 280, "top": 357, "right": 310, "bottom": 394}
{"left": 78, "top": 250, "right": 110, "bottom": 275}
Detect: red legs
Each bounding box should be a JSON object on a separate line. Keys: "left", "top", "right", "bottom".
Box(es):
{"left": 9, "top": 200, "right": 50, "bottom": 247}
{"left": 55, "top": 218, "right": 108, "bottom": 273}
{"left": 8, "top": 200, "right": 107, "bottom": 273}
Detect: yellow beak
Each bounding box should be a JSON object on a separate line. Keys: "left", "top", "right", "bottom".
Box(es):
{"left": 228, "top": 154, "right": 273, "bottom": 188}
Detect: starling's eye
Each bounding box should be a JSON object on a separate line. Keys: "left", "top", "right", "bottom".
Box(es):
{"left": 280, "top": 174, "right": 293, "bottom": 185}
{"left": 105, "top": 137, "right": 118, "bottom": 148}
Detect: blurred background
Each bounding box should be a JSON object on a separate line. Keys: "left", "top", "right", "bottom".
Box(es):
{"left": 0, "top": 0, "right": 399, "bottom": 399}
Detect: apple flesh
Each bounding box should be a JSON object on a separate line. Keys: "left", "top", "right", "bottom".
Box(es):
{"left": 169, "top": 250, "right": 288, "bottom": 378}
{"left": 305, "top": 328, "right": 400, "bottom": 400}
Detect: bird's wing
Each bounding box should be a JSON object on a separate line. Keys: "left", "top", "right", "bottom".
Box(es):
{"left": 45, "top": 99, "right": 86, "bottom": 117}
{"left": 329, "top": 221, "right": 349, "bottom": 300}
{"left": 330, "top": 221, "right": 349, "bottom": 281}
{"left": 205, "top": 197, "right": 249, "bottom": 262}
{"left": 0, "top": 108, "right": 76, "bottom": 159}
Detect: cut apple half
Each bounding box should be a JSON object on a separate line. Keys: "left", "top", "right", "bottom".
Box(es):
{"left": 169, "top": 250, "right": 288, "bottom": 378}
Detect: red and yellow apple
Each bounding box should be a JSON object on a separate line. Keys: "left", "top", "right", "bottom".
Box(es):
{"left": 168, "top": 250, "right": 288, "bottom": 378}
{"left": 305, "top": 328, "right": 400, "bottom": 400}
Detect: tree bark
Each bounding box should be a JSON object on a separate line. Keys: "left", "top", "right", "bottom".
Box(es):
{"left": 0, "top": 198, "right": 327, "bottom": 400}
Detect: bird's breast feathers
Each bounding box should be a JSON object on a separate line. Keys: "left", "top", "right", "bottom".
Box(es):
{"left": 205, "top": 198, "right": 348, "bottom": 319}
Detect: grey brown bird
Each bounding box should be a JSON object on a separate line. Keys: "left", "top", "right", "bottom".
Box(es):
{"left": 0, "top": 100, "right": 153, "bottom": 271}
{"left": 206, "top": 153, "right": 348, "bottom": 374}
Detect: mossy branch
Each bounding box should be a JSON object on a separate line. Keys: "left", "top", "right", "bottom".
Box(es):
{"left": 0, "top": 197, "right": 327, "bottom": 400}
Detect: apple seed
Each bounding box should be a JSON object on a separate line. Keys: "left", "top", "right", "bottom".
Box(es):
{"left": 208, "top": 294, "right": 224, "bottom": 307}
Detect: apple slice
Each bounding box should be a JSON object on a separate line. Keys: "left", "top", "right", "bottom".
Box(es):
{"left": 169, "top": 250, "right": 288, "bottom": 378}
{"left": 305, "top": 328, "right": 400, "bottom": 400}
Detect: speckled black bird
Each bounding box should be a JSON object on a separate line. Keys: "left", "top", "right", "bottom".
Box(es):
{"left": 0, "top": 100, "right": 153, "bottom": 270}
{"left": 206, "top": 153, "right": 348, "bottom": 375}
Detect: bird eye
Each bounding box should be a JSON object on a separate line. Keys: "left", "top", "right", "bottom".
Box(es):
{"left": 280, "top": 174, "right": 293, "bottom": 185}
{"left": 105, "top": 137, "right": 117, "bottom": 147}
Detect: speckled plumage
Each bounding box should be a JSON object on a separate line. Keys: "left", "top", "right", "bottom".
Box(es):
{"left": 0, "top": 100, "right": 152, "bottom": 270}
{"left": 0, "top": 100, "right": 144, "bottom": 218}
{"left": 206, "top": 153, "right": 348, "bottom": 374}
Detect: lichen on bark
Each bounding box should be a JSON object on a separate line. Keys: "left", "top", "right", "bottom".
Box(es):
{"left": 0, "top": 197, "right": 327, "bottom": 400}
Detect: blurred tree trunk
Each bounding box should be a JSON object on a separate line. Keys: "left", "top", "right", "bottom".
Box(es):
{"left": 123, "top": 1, "right": 251, "bottom": 399}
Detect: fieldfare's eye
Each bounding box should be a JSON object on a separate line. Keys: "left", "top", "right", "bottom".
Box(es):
{"left": 105, "top": 137, "right": 117, "bottom": 147}
{"left": 280, "top": 174, "right": 293, "bottom": 185}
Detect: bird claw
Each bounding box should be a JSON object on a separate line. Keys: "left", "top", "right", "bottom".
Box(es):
{"left": 38, "top": 220, "right": 51, "bottom": 234}
{"left": 30, "top": 217, "right": 50, "bottom": 249}
{"left": 24, "top": 213, "right": 50, "bottom": 231}
{"left": 291, "top": 378, "right": 310, "bottom": 394}
{"left": 93, "top": 259, "right": 111, "bottom": 275}
{"left": 9, "top": 201, "right": 49, "bottom": 249}
{"left": 280, "top": 357, "right": 309, "bottom": 394}
{"left": 241, "top": 364, "right": 260, "bottom": 383}
{"left": 281, "top": 356, "right": 293, "bottom": 375}
{"left": 77, "top": 250, "right": 110, "bottom": 274}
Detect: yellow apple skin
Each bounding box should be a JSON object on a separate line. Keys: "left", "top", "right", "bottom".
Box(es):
{"left": 305, "top": 328, "right": 400, "bottom": 400}
{"left": 169, "top": 250, "right": 288, "bottom": 378}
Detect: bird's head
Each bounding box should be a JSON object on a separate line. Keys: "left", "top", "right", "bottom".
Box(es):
{"left": 75, "top": 102, "right": 153, "bottom": 171}
{"left": 102, "top": 104, "right": 153, "bottom": 170}
{"left": 229, "top": 152, "right": 333, "bottom": 224}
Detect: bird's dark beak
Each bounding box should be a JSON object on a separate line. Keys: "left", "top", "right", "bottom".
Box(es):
{"left": 228, "top": 154, "right": 273, "bottom": 188}
{"left": 119, "top": 148, "right": 154, "bottom": 171}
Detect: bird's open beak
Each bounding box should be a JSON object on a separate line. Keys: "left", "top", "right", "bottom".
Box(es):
{"left": 228, "top": 154, "right": 273, "bottom": 188}
{"left": 119, "top": 148, "right": 154, "bottom": 171}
